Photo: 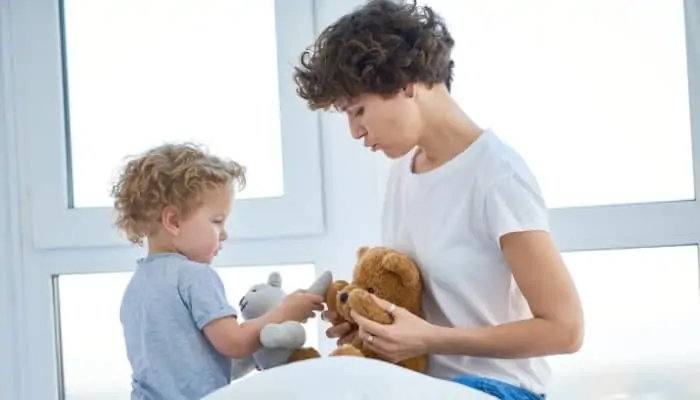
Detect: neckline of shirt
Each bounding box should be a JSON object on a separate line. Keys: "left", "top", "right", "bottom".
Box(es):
{"left": 403, "top": 127, "right": 494, "bottom": 182}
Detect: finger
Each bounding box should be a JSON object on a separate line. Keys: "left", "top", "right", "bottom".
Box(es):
{"left": 351, "top": 310, "right": 390, "bottom": 336}
{"left": 326, "top": 322, "right": 351, "bottom": 338}
{"left": 361, "top": 333, "right": 393, "bottom": 359}
{"left": 338, "top": 330, "right": 358, "bottom": 346}
{"left": 311, "top": 303, "right": 325, "bottom": 312}
{"left": 321, "top": 310, "right": 337, "bottom": 322}
{"left": 369, "top": 294, "right": 402, "bottom": 314}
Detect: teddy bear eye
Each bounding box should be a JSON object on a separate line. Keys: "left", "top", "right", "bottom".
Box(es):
{"left": 367, "top": 287, "right": 375, "bottom": 294}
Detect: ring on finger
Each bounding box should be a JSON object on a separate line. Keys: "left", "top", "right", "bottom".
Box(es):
{"left": 386, "top": 303, "right": 396, "bottom": 314}
{"left": 367, "top": 334, "right": 374, "bottom": 343}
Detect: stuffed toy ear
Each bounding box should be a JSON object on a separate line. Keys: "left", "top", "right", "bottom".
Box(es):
{"left": 356, "top": 246, "right": 370, "bottom": 260}
{"left": 267, "top": 272, "right": 283, "bottom": 288}
{"left": 382, "top": 253, "right": 420, "bottom": 288}
{"left": 307, "top": 270, "right": 333, "bottom": 296}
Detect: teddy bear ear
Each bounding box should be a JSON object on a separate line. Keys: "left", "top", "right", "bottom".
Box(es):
{"left": 356, "top": 246, "right": 370, "bottom": 259}
{"left": 267, "top": 272, "right": 282, "bottom": 288}
{"left": 382, "top": 253, "right": 421, "bottom": 288}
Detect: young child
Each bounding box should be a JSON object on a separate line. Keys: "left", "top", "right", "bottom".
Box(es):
{"left": 111, "top": 143, "right": 324, "bottom": 400}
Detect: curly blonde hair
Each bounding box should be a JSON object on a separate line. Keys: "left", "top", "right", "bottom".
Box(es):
{"left": 110, "top": 142, "right": 246, "bottom": 245}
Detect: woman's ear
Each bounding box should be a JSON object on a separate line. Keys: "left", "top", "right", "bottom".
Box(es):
{"left": 403, "top": 83, "right": 416, "bottom": 98}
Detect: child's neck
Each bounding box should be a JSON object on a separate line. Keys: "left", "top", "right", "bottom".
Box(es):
{"left": 147, "top": 237, "right": 179, "bottom": 257}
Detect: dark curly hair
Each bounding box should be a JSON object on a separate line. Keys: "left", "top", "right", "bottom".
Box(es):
{"left": 294, "top": 0, "right": 455, "bottom": 110}
{"left": 110, "top": 143, "right": 246, "bottom": 245}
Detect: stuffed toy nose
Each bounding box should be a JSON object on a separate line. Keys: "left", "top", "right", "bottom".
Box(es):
{"left": 339, "top": 292, "right": 349, "bottom": 304}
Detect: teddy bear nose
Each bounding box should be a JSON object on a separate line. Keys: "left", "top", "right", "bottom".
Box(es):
{"left": 339, "top": 292, "right": 349, "bottom": 304}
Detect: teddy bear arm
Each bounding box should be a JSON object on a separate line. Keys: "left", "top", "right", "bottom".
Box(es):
{"left": 260, "top": 321, "right": 306, "bottom": 349}
{"left": 399, "top": 354, "right": 429, "bottom": 374}
{"left": 330, "top": 344, "right": 365, "bottom": 357}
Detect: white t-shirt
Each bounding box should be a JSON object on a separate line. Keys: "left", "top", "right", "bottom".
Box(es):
{"left": 381, "top": 128, "right": 551, "bottom": 394}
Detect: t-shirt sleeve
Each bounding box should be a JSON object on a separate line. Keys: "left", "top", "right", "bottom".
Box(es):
{"left": 180, "top": 266, "right": 238, "bottom": 330}
{"left": 483, "top": 172, "right": 550, "bottom": 247}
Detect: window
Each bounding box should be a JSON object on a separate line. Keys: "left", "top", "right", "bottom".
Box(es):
{"left": 427, "top": 0, "right": 693, "bottom": 208}
{"left": 549, "top": 246, "right": 700, "bottom": 398}
{"left": 62, "top": 0, "right": 284, "bottom": 207}
{"left": 9, "top": 0, "right": 323, "bottom": 249}
{"left": 53, "top": 264, "right": 318, "bottom": 400}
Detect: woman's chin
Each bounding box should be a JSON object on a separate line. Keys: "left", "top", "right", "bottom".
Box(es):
{"left": 382, "top": 146, "right": 412, "bottom": 159}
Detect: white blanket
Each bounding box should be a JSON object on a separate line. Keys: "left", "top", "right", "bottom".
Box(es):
{"left": 204, "top": 356, "right": 496, "bottom": 399}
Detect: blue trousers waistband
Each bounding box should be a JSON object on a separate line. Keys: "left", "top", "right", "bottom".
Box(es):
{"left": 451, "top": 375, "right": 546, "bottom": 400}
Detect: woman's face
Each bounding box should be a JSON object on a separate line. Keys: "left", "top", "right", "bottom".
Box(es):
{"left": 341, "top": 89, "right": 423, "bottom": 159}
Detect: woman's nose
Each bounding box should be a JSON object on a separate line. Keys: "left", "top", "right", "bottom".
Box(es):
{"left": 351, "top": 125, "right": 367, "bottom": 140}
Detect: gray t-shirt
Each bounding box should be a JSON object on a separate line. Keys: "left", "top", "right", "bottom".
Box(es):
{"left": 120, "top": 252, "right": 238, "bottom": 400}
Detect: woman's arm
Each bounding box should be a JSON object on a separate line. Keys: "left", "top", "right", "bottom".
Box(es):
{"left": 425, "top": 230, "right": 584, "bottom": 358}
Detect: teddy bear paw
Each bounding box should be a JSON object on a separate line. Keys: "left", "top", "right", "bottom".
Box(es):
{"left": 347, "top": 290, "right": 393, "bottom": 324}
{"left": 330, "top": 344, "right": 365, "bottom": 357}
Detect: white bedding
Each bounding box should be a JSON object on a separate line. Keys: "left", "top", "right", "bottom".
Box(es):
{"left": 203, "top": 356, "right": 496, "bottom": 399}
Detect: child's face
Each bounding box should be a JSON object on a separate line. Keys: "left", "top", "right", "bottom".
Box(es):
{"left": 173, "top": 186, "right": 233, "bottom": 264}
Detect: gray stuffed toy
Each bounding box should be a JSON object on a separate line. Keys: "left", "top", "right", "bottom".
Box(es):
{"left": 237, "top": 270, "right": 333, "bottom": 371}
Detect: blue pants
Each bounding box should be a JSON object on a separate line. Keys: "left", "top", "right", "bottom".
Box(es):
{"left": 451, "top": 375, "right": 545, "bottom": 400}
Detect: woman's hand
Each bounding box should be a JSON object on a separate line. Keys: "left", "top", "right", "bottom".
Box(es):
{"left": 321, "top": 310, "right": 358, "bottom": 345}
{"left": 351, "top": 294, "right": 435, "bottom": 363}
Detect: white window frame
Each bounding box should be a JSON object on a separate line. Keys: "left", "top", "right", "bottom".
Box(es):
{"left": 7, "top": 0, "right": 324, "bottom": 251}
{"left": 548, "top": 0, "right": 700, "bottom": 253}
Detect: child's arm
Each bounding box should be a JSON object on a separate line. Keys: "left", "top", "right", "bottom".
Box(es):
{"left": 181, "top": 267, "right": 323, "bottom": 359}
{"left": 203, "top": 291, "right": 324, "bottom": 358}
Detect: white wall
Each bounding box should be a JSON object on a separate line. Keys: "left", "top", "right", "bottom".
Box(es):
{"left": 0, "top": 82, "right": 20, "bottom": 400}
{"left": 1, "top": 0, "right": 20, "bottom": 394}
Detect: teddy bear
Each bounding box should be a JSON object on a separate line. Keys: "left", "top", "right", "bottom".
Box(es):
{"left": 325, "top": 246, "right": 428, "bottom": 373}
{"left": 238, "top": 270, "right": 332, "bottom": 370}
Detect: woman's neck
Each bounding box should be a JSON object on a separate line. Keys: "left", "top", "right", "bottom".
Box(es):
{"left": 416, "top": 98, "right": 483, "bottom": 165}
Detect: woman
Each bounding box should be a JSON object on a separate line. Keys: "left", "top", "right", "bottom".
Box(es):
{"left": 293, "top": 1, "right": 584, "bottom": 399}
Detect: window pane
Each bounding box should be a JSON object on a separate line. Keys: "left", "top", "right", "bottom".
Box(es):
{"left": 427, "top": 0, "right": 693, "bottom": 208}
{"left": 549, "top": 246, "right": 700, "bottom": 398}
{"left": 61, "top": 0, "right": 283, "bottom": 208}
{"left": 54, "top": 264, "right": 317, "bottom": 400}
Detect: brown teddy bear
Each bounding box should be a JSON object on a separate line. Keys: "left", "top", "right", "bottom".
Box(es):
{"left": 325, "top": 246, "right": 428, "bottom": 373}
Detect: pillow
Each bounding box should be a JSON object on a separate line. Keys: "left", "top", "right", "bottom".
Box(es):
{"left": 204, "top": 356, "right": 496, "bottom": 400}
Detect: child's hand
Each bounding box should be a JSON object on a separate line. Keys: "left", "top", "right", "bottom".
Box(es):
{"left": 276, "top": 290, "right": 325, "bottom": 322}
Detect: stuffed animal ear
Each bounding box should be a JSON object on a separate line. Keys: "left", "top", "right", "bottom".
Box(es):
{"left": 267, "top": 272, "right": 282, "bottom": 288}
{"left": 382, "top": 253, "right": 420, "bottom": 288}
{"left": 356, "top": 246, "right": 370, "bottom": 260}
{"left": 307, "top": 270, "right": 333, "bottom": 296}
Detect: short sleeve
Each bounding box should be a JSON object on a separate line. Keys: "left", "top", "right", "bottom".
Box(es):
{"left": 483, "top": 172, "right": 550, "bottom": 247}
{"left": 180, "top": 266, "right": 238, "bottom": 330}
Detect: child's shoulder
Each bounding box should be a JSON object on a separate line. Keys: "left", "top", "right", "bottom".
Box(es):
{"left": 138, "top": 253, "right": 218, "bottom": 282}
